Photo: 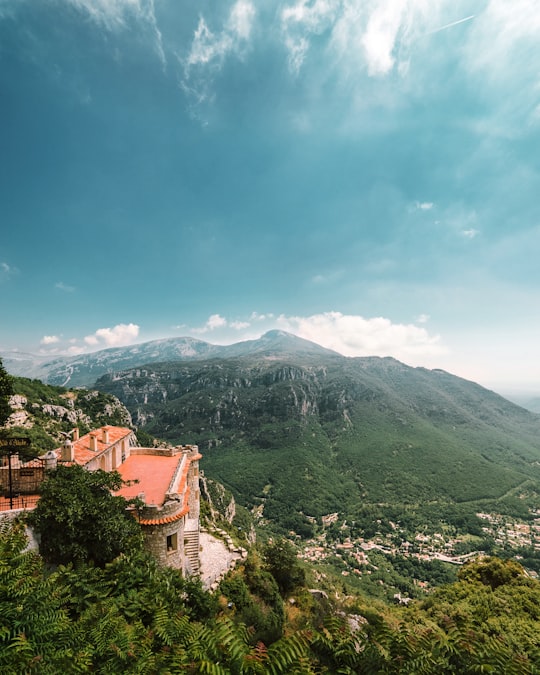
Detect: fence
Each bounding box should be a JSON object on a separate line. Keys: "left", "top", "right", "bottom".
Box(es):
{"left": 0, "top": 493, "right": 40, "bottom": 512}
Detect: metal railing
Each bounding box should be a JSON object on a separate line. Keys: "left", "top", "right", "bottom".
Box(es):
{"left": 0, "top": 493, "right": 40, "bottom": 512}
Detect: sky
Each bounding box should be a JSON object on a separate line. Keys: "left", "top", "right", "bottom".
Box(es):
{"left": 1, "top": 0, "right": 540, "bottom": 395}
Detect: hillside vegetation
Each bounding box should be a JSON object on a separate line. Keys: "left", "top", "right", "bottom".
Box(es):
{"left": 95, "top": 352, "right": 540, "bottom": 537}
{"left": 2, "top": 517, "right": 540, "bottom": 673}
{"left": 3, "top": 376, "right": 133, "bottom": 455}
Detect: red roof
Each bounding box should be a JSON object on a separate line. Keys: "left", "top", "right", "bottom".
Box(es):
{"left": 55, "top": 426, "right": 133, "bottom": 466}
{"left": 115, "top": 453, "right": 183, "bottom": 507}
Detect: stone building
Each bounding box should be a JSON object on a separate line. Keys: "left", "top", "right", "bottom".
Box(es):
{"left": 114, "top": 443, "right": 202, "bottom": 573}
{"left": 51, "top": 426, "right": 202, "bottom": 575}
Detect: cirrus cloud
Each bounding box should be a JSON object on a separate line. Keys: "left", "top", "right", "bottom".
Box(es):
{"left": 181, "top": 0, "right": 255, "bottom": 109}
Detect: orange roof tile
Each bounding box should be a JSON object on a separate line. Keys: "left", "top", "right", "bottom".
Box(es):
{"left": 55, "top": 426, "right": 133, "bottom": 466}
{"left": 137, "top": 506, "right": 189, "bottom": 526}
{"left": 115, "top": 453, "right": 183, "bottom": 506}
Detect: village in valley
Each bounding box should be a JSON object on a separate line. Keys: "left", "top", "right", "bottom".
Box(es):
{"left": 300, "top": 508, "right": 540, "bottom": 589}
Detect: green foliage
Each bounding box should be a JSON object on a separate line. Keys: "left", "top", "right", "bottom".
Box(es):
{"left": 134, "top": 428, "right": 155, "bottom": 447}
{"left": 1, "top": 376, "right": 133, "bottom": 455}
{"left": 1, "top": 521, "right": 540, "bottom": 674}
{"left": 0, "top": 357, "right": 14, "bottom": 427}
{"left": 263, "top": 538, "right": 306, "bottom": 595}
{"left": 220, "top": 552, "right": 286, "bottom": 645}
{"left": 0, "top": 519, "right": 77, "bottom": 673}
{"left": 29, "top": 464, "right": 143, "bottom": 566}
{"left": 457, "top": 556, "right": 525, "bottom": 589}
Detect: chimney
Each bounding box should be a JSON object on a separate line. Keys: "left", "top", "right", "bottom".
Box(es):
{"left": 89, "top": 433, "right": 98, "bottom": 452}
{"left": 101, "top": 426, "right": 110, "bottom": 445}
{"left": 43, "top": 450, "right": 58, "bottom": 471}
{"left": 61, "top": 439, "right": 74, "bottom": 462}
{"left": 72, "top": 427, "right": 79, "bottom": 441}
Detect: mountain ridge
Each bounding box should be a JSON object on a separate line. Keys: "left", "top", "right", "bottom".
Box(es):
{"left": 1, "top": 331, "right": 343, "bottom": 388}
{"left": 93, "top": 349, "right": 540, "bottom": 537}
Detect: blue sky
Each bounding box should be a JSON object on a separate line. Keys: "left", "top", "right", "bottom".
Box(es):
{"left": 1, "top": 0, "right": 540, "bottom": 393}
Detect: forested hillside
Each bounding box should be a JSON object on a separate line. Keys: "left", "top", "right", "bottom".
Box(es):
{"left": 95, "top": 352, "right": 540, "bottom": 538}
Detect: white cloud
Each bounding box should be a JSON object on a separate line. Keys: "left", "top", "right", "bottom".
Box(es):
{"left": 275, "top": 311, "right": 446, "bottom": 362}
{"left": 191, "top": 313, "right": 260, "bottom": 335}
{"left": 66, "top": 0, "right": 166, "bottom": 67}
{"left": 55, "top": 281, "right": 76, "bottom": 292}
{"left": 459, "top": 0, "right": 540, "bottom": 132}
{"left": 228, "top": 0, "right": 255, "bottom": 41}
{"left": 84, "top": 322, "right": 140, "bottom": 347}
{"left": 416, "top": 313, "right": 429, "bottom": 324}
{"left": 360, "top": 0, "right": 409, "bottom": 76}
{"left": 415, "top": 201, "right": 434, "bottom": 210}
{"left": 0, "top": 261, "right": 18, "bottom": 281}
{"left": 180, "top": 0, "right": 255, "bottom": 117}
{"left": 194, "top": 309, "right": 443, "bottom": 365}
{"left": 461, "top": 228, "right": 479, "bottom": 239}
{"left": 67, "top": 345, "right": 87, "bottom": 355}
{"left": 207, "top": 314, "right": 227, "bottom": 330}
{"left": 40, "top": 335, "right": 60, "bottom": 345}
{"left": 250, "top": 311, "right": 274, "bottom": 321}
{"left": 0, "top": 262, "right": 11, "bottom": 279}
{"left": 281, "top": 0, "right": 436, "bottom": 77}
{"left": 281, "top": 0, "right": 339, "bottom": 73}
{"left": 465, "top": 0, "right": 540, "bottom": 77}
{"left": 193, "top": 314, "right": 228, "bottom": 334}
{"left": 182, "top": 0, "right": 255, "bottom": 101}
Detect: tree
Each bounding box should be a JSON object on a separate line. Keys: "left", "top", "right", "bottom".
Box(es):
{"left": 29, "top": 464, "right": 143, "bottom": 566}
{"left": 457, "top": 556, "right": 525, "bottom": 589}
{"left": 262, "top": 537, "right": 306, "bottom": 595}
{"left": 0, "top": 356, "right": 14, "bottom": 427}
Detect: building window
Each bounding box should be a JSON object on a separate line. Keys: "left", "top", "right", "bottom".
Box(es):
{"left": 166, "top": 533, "right": 178, "bottom": 552}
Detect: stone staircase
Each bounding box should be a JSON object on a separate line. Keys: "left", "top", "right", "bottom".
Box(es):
{"left": 184, "top": 529, "right": 200, "bottom": 575}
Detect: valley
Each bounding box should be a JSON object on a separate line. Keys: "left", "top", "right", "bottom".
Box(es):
{"left": 83, "top": 331, "right": 540, "bottom": 593}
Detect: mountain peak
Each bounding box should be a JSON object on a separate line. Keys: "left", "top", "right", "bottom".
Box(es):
{"left": 261, "top": 329, "right": 293, "bottom": 339}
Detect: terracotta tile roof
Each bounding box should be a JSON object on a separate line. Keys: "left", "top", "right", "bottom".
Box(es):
{"left": 115, "top": 453, "right": 183, "bottom": 506}
{"left": 137, "top": 503, "right": 190, "bottom": 526}
{"left": 116, "top": 451, "right": 201, "bottom": 525}
{"left": 54, "top": 426, "right": 133, "bottom": 466}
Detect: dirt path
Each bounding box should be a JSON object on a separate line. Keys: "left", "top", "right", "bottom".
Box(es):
{"left": 199, "top": 530, "right": 244, "bottom": 590}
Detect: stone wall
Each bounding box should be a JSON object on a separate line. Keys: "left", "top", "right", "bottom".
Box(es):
{"left": 141, "top": 516, "right": 185, "bottom": 569}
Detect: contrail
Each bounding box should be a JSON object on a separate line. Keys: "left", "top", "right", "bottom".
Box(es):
{"left": 428, "top": 15, "right": 475, "bottom": 35}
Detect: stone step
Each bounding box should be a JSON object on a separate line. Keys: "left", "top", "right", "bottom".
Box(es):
{"left": 183, "top": 530, "right": 200, "bottom": 574}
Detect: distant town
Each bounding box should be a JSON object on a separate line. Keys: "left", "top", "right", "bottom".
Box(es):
{"left": 301, "top": 508, "right": 540, "bottom": 585}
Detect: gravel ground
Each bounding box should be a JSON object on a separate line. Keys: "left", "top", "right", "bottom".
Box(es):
{"left": 199, "top": 531, "right": 242, "bottom": 589}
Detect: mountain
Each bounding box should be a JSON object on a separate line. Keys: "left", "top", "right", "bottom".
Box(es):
{"left": 94, "top": 348, "right": 540, "bottom": 537}
{"left": 2, "top": 331, "right": 338, "bottom": 388}
{"left": 505, "top": 394, "right": 540, "bottom": 414}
